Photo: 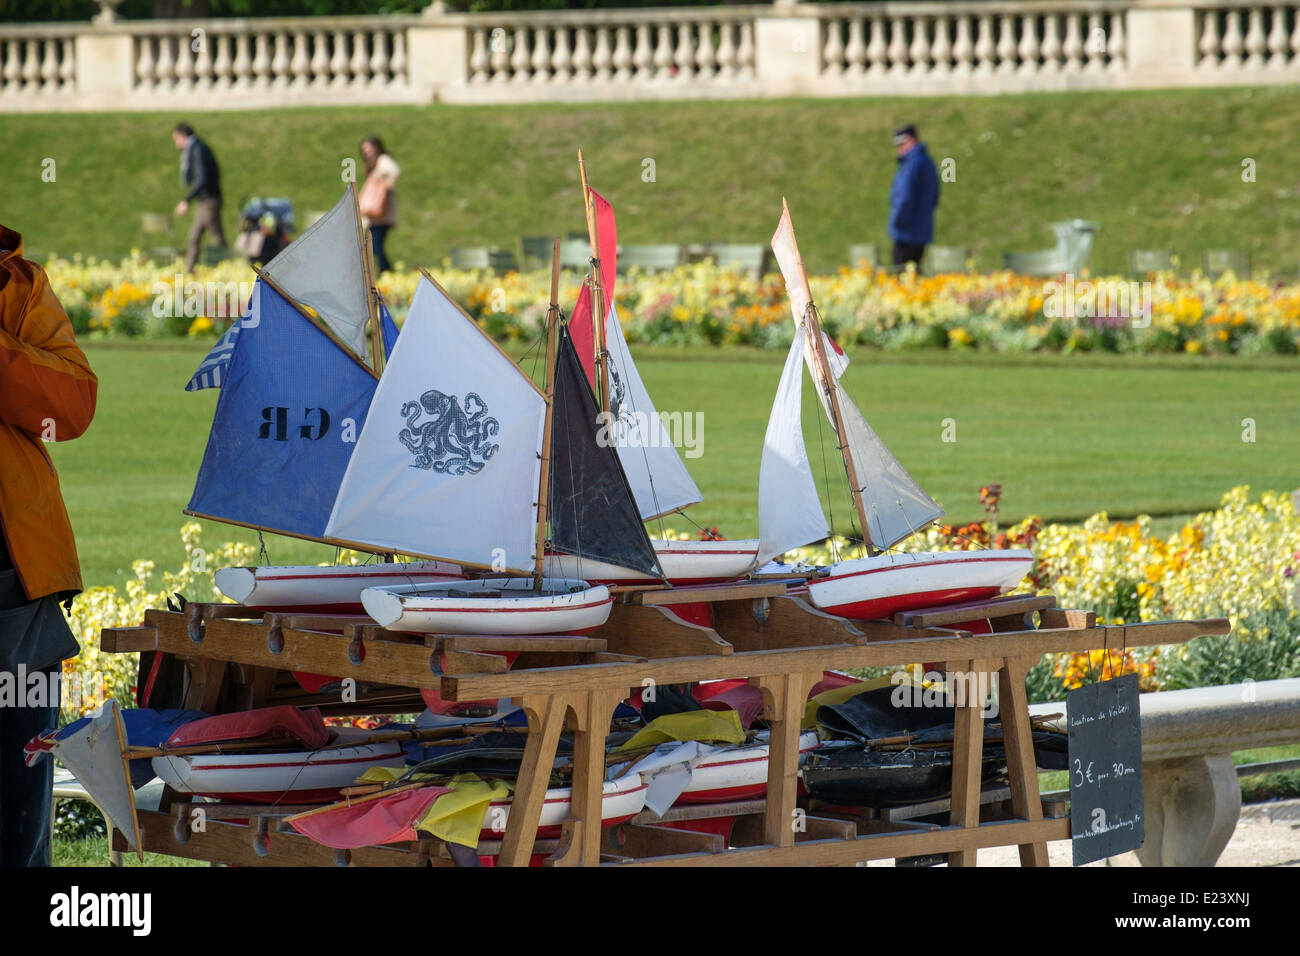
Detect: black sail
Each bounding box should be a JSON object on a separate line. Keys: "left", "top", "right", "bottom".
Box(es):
{"left": 549, "top": 326, "right": 664, "bottom": 580}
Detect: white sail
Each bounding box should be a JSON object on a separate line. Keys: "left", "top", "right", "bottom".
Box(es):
{"left": 261, "top": 187, "right": 372, "bottom": 364}
{"left": 325, "top": 275, "right": 546, "bottom": 572}
{"left": 769, "top": 211, "right": 848, "bottom": 381}
{"left": 757, "top": 327, "right": 830, "bottom": 563}
{"left": 603, "top": 301, "right": 704, "bottom": 519}
{"left": 831, "top": 381, "right": 945, "bottom": 549}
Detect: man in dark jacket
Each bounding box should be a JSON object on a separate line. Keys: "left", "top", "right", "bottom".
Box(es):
{"left": 0, "top": 225, "right": 97, "bottom": 866}
{"left": 888, "top": 124, "right": 940, "bottom": 269}
{"left": 173, "top": 122, "right": 227, "bottom": 272}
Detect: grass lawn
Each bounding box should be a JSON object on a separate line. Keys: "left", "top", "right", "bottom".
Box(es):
{"left": 6, "top": 86, "right": 1300, "bottom": 275}
{"left": 49, "top": 342, "right": 1300, "bottom": 592}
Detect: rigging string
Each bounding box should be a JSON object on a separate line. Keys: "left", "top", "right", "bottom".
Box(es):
{"left": 257, "top": 531, "right": 270, "bottom": 567}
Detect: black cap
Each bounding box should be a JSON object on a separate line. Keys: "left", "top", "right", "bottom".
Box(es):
{"left": 892, "top": 124, "right": 917, "bottom": 144}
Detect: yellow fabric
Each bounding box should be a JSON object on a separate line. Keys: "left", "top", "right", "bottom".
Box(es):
{"left": 802, "top": 671, "right": 931, "bottom": 730}
{"left": 616, "top": 708, "right": 746, "bottom": 753}
{"left": 357, "top": 765, "right": 405, "bottom": 784}
{"left": 414, "top": 773, "right": 512, "bottom": 850}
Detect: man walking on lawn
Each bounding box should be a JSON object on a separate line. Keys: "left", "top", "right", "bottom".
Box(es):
{"left": 0, "top": 225, "right": 97, "bottom": 866}
{"left": 173, "top": 122, "right": 227, "bottom": 272}
{"left": 888, "top": 124, "right": 940, "bottom": 270}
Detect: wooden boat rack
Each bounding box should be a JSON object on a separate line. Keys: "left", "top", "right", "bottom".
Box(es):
{"left": 101, "top": 581, "right": 1230, "bottom": 867}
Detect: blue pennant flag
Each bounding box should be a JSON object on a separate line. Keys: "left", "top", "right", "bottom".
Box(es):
{"left": 184, "top": 320, "right": 242, "bottom": 391}
{"left": 186, "top": 279, "right": 381, "bottom": 541}
{"left": 379, "top": 295, "right": 400, "bottom": 355}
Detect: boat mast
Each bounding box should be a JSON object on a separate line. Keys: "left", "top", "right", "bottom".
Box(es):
{"left": 534, "top": 239, "right": 562, "bottom": 590}
{"left": 577, "top": 149, "right": 612, "bottom": 414}
{"left": 781, "top": 198, "right": 877, "bottom": 557}
{"left": 351, "top": 182, "right": 386, "bottom": 376}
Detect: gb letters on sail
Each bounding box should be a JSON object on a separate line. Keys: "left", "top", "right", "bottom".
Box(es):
{"left": 186, "top": 278, "right": 381, "bottom": 542}
{"left": 567, "top": 188, "right": 702, "bottom": 520}
{"left": 260, "top": 186, "right": 373, "bottom": 365}
{"left": 325, "top": 274, "right": 546, "bottom": 573}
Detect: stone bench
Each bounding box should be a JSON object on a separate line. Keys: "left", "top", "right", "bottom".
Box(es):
{"left": 1030, "top": 677, "right": 1300, "bottom": 866}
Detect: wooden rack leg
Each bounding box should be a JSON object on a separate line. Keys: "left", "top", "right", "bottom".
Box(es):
{"left": 498, "top": 694, "right": 568, "bottom": 867}
{"left": 999, "top": 655, "right": 1050, "bottom": 866}
{"left": 946, "top": 658, "right": 992, "bottom": 867}
{"left": 549, "top": 687, "right": 624, "bottom": 867}
{"left": 753, "top": 671, "right": 819, "bottom": 849}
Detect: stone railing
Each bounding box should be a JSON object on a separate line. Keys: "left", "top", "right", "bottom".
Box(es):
{"left": 3, "top": 1, "right": 1300, "bottom": 111}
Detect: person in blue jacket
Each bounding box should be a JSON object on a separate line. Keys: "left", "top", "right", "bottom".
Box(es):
{"left": 888, "top": 124, "right": 940, "bottom": 269}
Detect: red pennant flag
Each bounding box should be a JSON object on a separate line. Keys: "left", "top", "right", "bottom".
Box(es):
{"left": 568, "top": 188, "right": 619, "bottom": 388}
{"left": 288, "top": 785, "right": 451, "bottom": 849}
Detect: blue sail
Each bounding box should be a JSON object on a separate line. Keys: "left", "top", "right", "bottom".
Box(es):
{"left": 186, "top": 279, "right": 380, "bottom": 541}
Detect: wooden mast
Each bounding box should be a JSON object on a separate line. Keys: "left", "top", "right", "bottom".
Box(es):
{"left": 577, "top": 148, "right": 612, "bottom": 414}
{"left": 781, "top": 198, "right": 877, "bottom": 557}
{"left": 534, "top": 239, "right": 562, "bottom": 590}
{"left": 351, "top": 181, "right": 385, "bottom": 375}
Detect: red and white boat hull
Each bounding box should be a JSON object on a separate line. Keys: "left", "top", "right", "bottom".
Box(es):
{"left": 214, "top": 562, "right": 466, "bottom": 613}
{"left": 806, "top": 549, "right": 1034, "bottom": 620}
{"left": 675, "top": 731, "right": 822, "bottom": 804}
{"left": 360, "top": 578, "right": 613, "bottom": 635}
{"left": 150, "top": 728, "right": 406, "bottom": 804}
{"left": 480, "top": 774, "right": 648, "bottom": 842}
{"left": 543, "top": 538, "right": 760, "bottom": 586}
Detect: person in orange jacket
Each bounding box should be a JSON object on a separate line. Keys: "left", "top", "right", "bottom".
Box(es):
{"left": 0, "top": 225, "right": 97, "bottom": 866}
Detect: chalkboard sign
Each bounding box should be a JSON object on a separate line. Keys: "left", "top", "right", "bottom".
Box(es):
{"left": 1066, "top": 673, "right": 1144, "bottom": 866}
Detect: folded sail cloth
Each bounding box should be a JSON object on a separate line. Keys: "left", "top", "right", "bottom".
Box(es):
{"left": 164, "top": 705, "right": 329, "bottom": 750}
{"left": 615, "top": 709, "right": 746, "bottom": 754}
{"left": 24, "top": 707, "right": 207, "bottom": 789}
{"left": 412, "top": 773, "right": 512, "bottom": 849}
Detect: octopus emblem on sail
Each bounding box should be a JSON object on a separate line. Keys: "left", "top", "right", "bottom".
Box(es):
{"left": 398, "top": 389, "right": 500, "bottom": 475}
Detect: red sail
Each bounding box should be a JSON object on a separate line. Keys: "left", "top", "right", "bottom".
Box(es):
{"left": 568, "top": 187, "right": 619, "bottom": 388}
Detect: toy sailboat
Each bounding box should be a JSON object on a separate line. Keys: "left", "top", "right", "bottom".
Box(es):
{"left": 330, "top": 250, "right": 663, "bottom": 634}
{"left": 756, "top": 200, "right": 1033, "bottom": 619}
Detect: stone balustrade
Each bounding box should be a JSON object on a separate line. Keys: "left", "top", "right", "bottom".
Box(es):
{"left": 2, "top": 1, "right": 1299, "bottom": 112}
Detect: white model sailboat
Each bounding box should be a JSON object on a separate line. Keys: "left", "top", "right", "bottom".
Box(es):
{"left": 334, "top": 250, "right": 662, "bottom": 635}
{"left": 757, "top": 201, "right": 1033, "bottom": 619}
{"left": 542, "top": 155, "right": 760, "bottom": 585}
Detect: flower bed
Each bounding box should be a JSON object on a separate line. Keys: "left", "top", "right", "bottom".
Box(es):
{"left": 46, "top": 255, "right": 1300, "bottom": 356}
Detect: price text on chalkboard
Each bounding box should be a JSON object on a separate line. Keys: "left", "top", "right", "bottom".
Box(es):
{"left": 1066, "top": 672, "right": 1144, "bottom": 866}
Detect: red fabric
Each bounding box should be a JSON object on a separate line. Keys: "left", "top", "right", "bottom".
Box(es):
{"left": 696, "top": 684, "right": 764, "bottom": 729}
{"left": 164, "top": 705, "right": 330, "bottom": 750}
{"left": 289, "top": 786, "right": 450, "bottom": 849}
{"left": 291, "top": 672, "right": 338, "bottom": 694}
{"left": 662, "top": 817, "right": 737, "bottom": 842}
{"left": 808, "top": 670, "right": 863, "bottom": 699}
{"left": 418, "top": 687, "right": 500, "bottom": 716}
{"left": 566, "top": 187, "right": 618, "bottom": 388}
{"left": 663, "top": 602, "right": 714, "bottom": 629}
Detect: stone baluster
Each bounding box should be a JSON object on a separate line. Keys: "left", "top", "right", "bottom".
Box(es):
{"left": 1040, "top": 14, "right": 1062, "bottom": 73}
{"left": 951, "top": 14, "right": 974, "bottom": 76}
{"left": 1291, "top": 8, "right": 1300, "bottom": 68}
{"left": 530, "top": 27, "right": 552, "bottom": 85}
{"left": 910, "top": 16, "right": 932, "bottom": 76}
{"left": 389, "top": 30, "right": 406, "bottom": 85}
{"left": 230, "top": 33, "right": 254, "bottom": 90}
{"left": 551, "top": 27, "right": 572, "bottom": 84}
{"left": 572, "top": 28, "right": 593, "bottom": 84}
{"left": 175, "top": 32, "right": 197, "bottom": 91}
{"left": 39, "top": 38, "right": 58, "bottom": 93}
{"left": 653, "top": 23, "right": 674, "bottom": 81}
{"left": 59, "top": 37, "right": 76, "bottom": 93}
{"left": 714, "top": 21, "right": 736, "bottom": 80}
{"left": 1221, "top": 10, "right": 1245, "bottom": 68}
{"left": 1085, "top": 13, "right": 1106, "bottom": 73}
{"left": 972, "top": 14, "right": 995, "bottom": 76}
{"left": 21, "top": 38, "right": 40, "bottom": 92}
{"left": 823, "top": 17, "right": 845, "bottom": 77}
{"left": 929, "top": 16, "right": 951, "bottom": 76}
{"left": 995, "top": 14, "right": 1017, "bottom": 75}
{"left": 1266, "top": 6, "right": 1290, "bottom": 70}
{"left": 468, "top": 28, "right": 489, "bottom": 84}
{"left": 508, "top": 27, "right": 530, "bottom": 84}
{"left": 866, "top": 14, "right": 888, "bottom": 76}
{"left": 252, "top": 33, "right": 273, "bottom": 89}
{"left": 289, "top": 31, "right": 309, "bottom": 89}
{"left": 347, "top": 30, "right": 369, "bottom": 87}
{"left": 843, "top": 17, "right": 867, "bottom": 76}
{"left": 673, "top": 23, "right": 694, "bottom": 80}
{"left": 326, "top": 30, "right": 349, "bottom": 88}
{"left": 156, "top": 35, "right": 176, "bottom": 90}
{"left": 1062, "top": 14, "right": 1084, "bottom": 73}
{"left": 366, "top": 31, "right": 388, "bottom": 88}
{"left": 3, "top": 40, "right": 20, "bottom": 95}
{"left": 269, "top": 32, "right": 290, "bottom": 88}
{"left": 592, "top": 26, "right": 613, "bottom": 83}
{"left": 1108, "top": 12, "right": 1126, "bottom": 74}
{"left": 631, "top": 24, "right": 653, "bottom": 81}
{"left": 612, "top": 25, "right": 634, "bottom": 82}
{"left": 695, "top": 22, "right": 716, "bottom": 79}
{"left": 135, "top": 37, "right": 156, "bottom": 92}
{"left": 886, "top": 16, "right": 909, "bottom": 75}
{"left": 1018, "top": 14, "right": 1040, "bottom": 77}
{"left": 1243, "top": 8, "right": 1267, "bottom": 68}
{"left": 737, "top": 20, "right": 755, "bottom": 78}
{"left": 1198, "top": 11, "right": 1222, "bottom": 70}
{"left": 213, "top": 32, "right": 235, "bottom": 90}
